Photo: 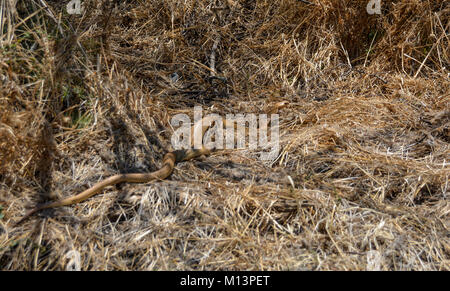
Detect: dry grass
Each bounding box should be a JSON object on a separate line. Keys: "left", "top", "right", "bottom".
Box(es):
{"left": 0, "top": 0, "right": 448, "bottom": 270}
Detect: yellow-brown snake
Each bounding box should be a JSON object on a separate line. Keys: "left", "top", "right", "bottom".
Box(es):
{"left": 15, "top": 102, "right": 286, "bottom": 225}
{"left": 14, "top": 148, "right": 211, "bottom": 226}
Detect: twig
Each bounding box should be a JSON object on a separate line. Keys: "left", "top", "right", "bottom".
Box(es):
{"left": 413, "top": 34, "right": 443, "bottom": 78}
{"left": 404, "top": 53, "right": 438, "bottom": 75}
{"left": 364, "top": 30, "right": 377, "bottom": 67}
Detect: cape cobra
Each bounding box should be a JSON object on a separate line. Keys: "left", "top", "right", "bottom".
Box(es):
{"left": 15, "top": 102, "right": 286, "bottom": 225}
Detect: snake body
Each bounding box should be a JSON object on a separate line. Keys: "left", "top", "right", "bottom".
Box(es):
{"left": 15, "top": 148, "right": 210, "bottom": 225}
{"left": 16, "top": 102, "right": 286, "bottom": 225}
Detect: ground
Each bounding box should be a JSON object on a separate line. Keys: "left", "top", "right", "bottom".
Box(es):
{"left": 0, "top": 0, "right": 448, "bottom": 270}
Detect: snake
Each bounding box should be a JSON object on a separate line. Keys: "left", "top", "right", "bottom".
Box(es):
{"left": 15, "top": 102, "right": 286, "bottom": 226}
